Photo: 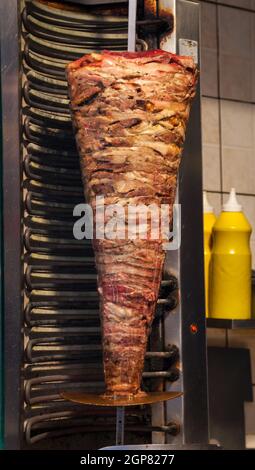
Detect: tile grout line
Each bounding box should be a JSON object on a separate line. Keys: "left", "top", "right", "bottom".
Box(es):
{"left": 215, "top": 3, "right": 224, "bottom": 205}
{"left": 206, "top": 190, "right": 255, "bottom": 198}
{"left": 202, "top": 94, "right": 255, "bottom": 107}
{"left": 204, "top": 143, "right": 254, "bottom": 151}
{"left": 198, "top": 0, "right": 255, "bottom": 15}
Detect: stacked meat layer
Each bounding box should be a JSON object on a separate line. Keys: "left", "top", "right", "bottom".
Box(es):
{"left": 66, "top": 50, "right": 197, "bottom": 397}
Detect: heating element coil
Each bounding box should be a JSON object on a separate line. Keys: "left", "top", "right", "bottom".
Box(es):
{"left": 21, "top": 0, "right": 179, "bottom": 447}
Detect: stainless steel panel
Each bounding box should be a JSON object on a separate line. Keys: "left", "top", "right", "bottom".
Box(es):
{"left": 0, "top": 0, "right": 22, "bottom": 450}
{"left": 164, "top": 0, "right": 208, "bottom": 446}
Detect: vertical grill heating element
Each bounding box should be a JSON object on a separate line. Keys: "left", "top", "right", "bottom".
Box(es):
{"left": 21, "top": 0, "right": 179, "bottom": 447}
{"left": 1, "top": 0, "right": 208, "bottom": 450}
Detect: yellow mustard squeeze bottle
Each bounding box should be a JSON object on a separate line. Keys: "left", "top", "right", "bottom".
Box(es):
{"left": 210, "top": 188, "right": 252, "bottom": 319}
{"left": 203, "top": 192, "right": 216, "bottom": 317}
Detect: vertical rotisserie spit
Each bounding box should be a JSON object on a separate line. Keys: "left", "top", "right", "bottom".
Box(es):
{"left": 66, "top": 50, "right": 198, "bottom": 398}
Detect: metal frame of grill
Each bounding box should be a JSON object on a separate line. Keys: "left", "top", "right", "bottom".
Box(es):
{"left": 1, "top": 0, "right": 208, "bottom": 449}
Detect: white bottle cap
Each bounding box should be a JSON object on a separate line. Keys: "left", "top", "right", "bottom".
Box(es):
{"left": 203, "top": 191, "right": 214, "bottom": 213}
{"left": 223, "top": 188, "right": 242, "bottom": 212}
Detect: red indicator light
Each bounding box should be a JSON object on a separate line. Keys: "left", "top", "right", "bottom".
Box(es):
{"left": 190, "top": 323, "right": 198, "bottom": 335}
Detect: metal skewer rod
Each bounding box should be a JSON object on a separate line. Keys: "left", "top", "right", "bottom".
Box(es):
{"left": 128, "top": 0, "right": 137, "bottom": 52}
{"left": 116, "top": 406, "right": 125, "bottom": 446}
{"left": 117, "top": 2, "right": 137, "bottom": 444}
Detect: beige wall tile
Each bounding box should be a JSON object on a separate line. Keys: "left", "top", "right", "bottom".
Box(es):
{"left": 253, "top": 65, "right": 255, "bottom": 103}
{"left": 228, "top": 330, "right": 255, "bottom": 382}
{"left": 221, "top": 101, "right": 253, "bottom": 148}
{"left": 222, "top": 147, "right": 255, "bottom": 194}
{"left": 201, "top": 48, "right": 218, "bottom": 98}
{"left": 207, "top": 328, "right": 226, "bottom": 347}
{"left": 253, "top": 26, "right": 255, "bottom": 105}
{"left": 202, "top": 97, "right": 220, "bottom": 145}
{"left": 219, "top": 6, "right": 252, "bottom": 59}
{"left": 252, "top": 10, "right": 255, "bottom": 42}
{"left": 203, "top": 144, "right": 221, "bottom": 191}
{"left": 246, "top": 434, "right": 255, "bottom": 449}
{"left": 250, "top": 12, "right": 255, "bottom": 100}
{"left": 253, "top": 105, "right": 255, "bottom": 145}
{"left": 217, "top": 0, "right": 252, "bottom": 10}
{"left": 245, "top": 398, "right": 255, "bottom": 436}
{"left": 201, "top": 2, "right": 217, "bottom": 49}
{"left": 253, "top": 61, "right": 255, "bottom": 104}
{"left": 219, "top": 54, "right": 252, "bottom": 102}
{"left": 207, "top": 192, "right": 222, "bottom": 215}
